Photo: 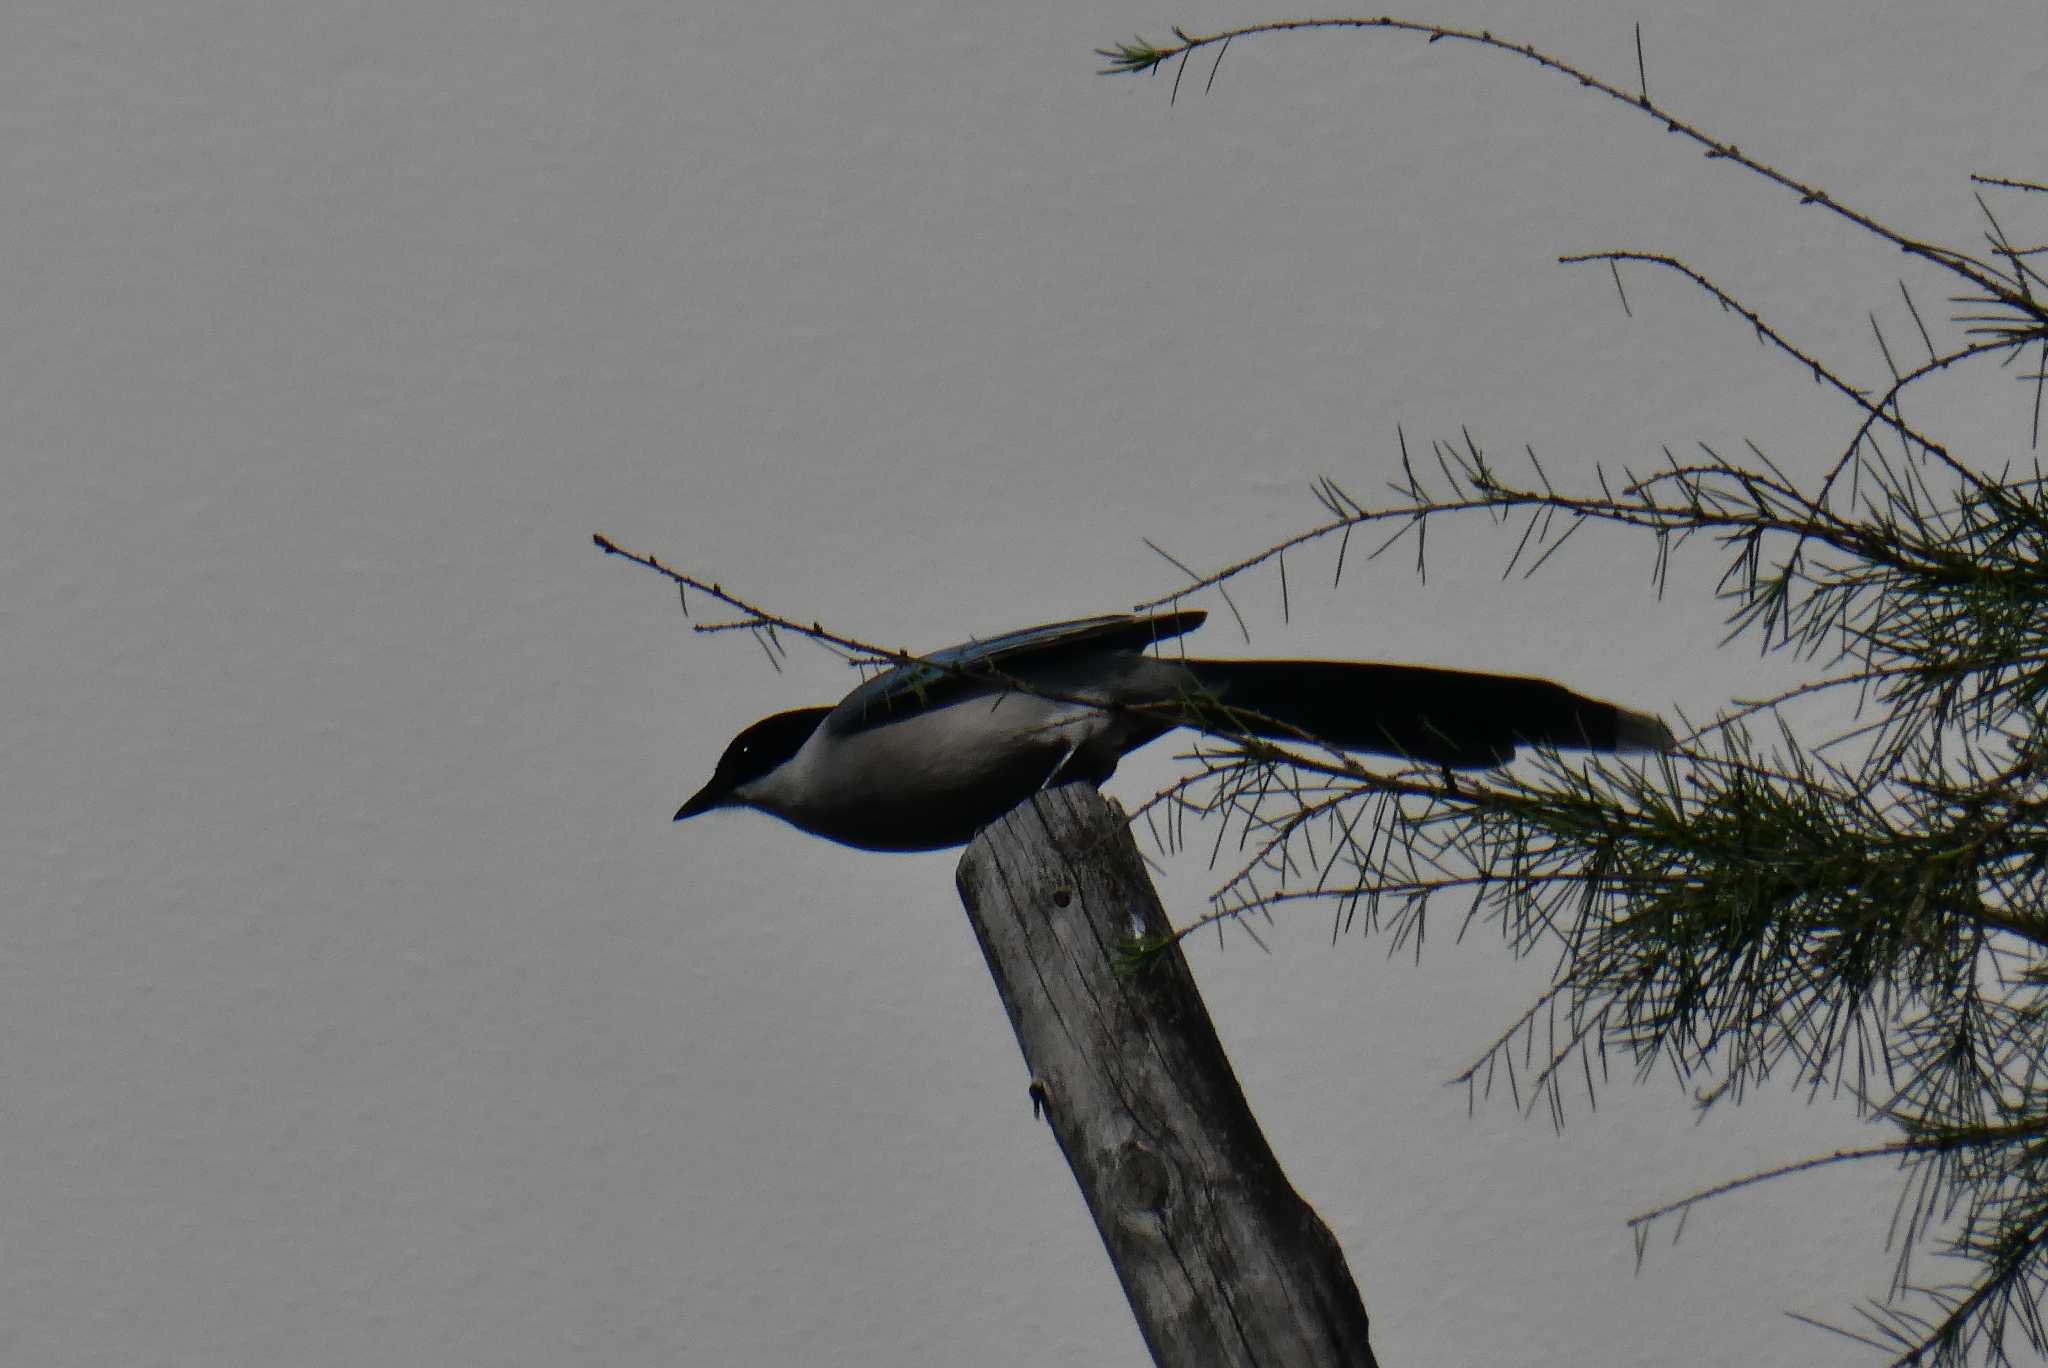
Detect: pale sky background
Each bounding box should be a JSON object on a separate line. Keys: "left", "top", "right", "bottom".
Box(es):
{"left": 8, "top": 2, "right": 2046, "bottom": 1365}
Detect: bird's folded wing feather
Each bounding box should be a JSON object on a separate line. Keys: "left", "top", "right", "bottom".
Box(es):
{"left": 827, "top": 610, "right": 1208, "bottom": 735}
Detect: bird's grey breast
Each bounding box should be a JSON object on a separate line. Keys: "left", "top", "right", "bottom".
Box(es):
{"left": 754, "top": 652, "right": 1197, "bottom": 850}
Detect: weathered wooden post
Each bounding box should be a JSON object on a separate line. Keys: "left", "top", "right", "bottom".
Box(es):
{"left": 956, "top": 782, "right": 1380, "bottom": 1368}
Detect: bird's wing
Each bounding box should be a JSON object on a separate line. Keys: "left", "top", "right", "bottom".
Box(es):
{"left": 826, "top": 610, "right": 1208, "bottom": 735}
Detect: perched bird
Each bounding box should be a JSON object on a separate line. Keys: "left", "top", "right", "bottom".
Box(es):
{"left": 674, "top": 610, "right": 1673, "bottom": 852}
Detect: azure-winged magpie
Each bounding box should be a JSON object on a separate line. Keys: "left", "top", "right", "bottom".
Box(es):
{"left": 674, "top": 610, "right": 1674, "bottom": 851}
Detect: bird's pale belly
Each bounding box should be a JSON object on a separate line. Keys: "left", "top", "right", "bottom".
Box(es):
{"left": 776, "top": 693, "right": 1120, "bottom": 851}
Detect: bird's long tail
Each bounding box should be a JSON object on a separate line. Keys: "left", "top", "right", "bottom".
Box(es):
{"left": 1179, "top": 659, "right": 1676, "bottom": 769}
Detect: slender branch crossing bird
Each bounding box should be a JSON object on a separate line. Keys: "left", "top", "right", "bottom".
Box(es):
{"left": 674, "top": 610, "right": 1675, "bottom": 851}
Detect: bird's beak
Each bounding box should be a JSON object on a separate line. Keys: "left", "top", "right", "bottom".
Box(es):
{"left": 674, "top": 781, "right": 726, "bottom": 823}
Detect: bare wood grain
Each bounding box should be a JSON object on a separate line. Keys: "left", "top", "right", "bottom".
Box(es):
{"left": 957, "top": 783, "right": 1378, "bottom": 1367}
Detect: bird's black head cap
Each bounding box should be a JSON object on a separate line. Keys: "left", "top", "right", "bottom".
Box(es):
{"left": 675, "top": 706, "right": 832, "bottom": 821}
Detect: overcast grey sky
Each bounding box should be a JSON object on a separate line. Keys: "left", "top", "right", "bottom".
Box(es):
{"left": 7, "top": 2, "right": 2045, "bottom": 1364}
